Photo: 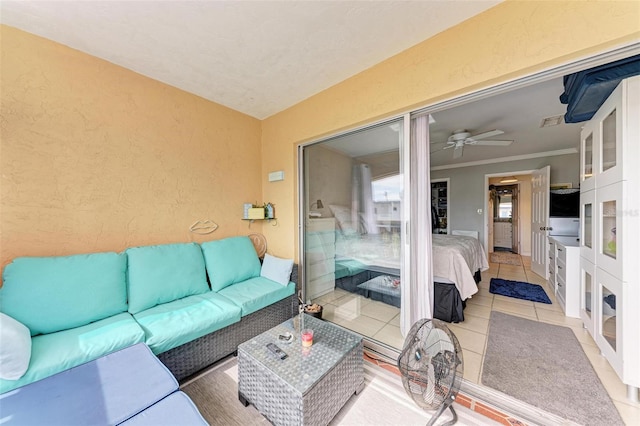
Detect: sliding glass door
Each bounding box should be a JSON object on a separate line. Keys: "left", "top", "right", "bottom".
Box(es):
{"left": 300, "top": 118, "right": 406, "bottom": 351}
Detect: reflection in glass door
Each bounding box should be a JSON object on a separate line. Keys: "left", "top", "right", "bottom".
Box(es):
{"left": 300, "top": 118, "right": 405, "bottom": 351}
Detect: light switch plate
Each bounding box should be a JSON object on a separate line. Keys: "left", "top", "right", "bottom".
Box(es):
{"left": 268, "top": 171, "right": 284, "bottom": 182}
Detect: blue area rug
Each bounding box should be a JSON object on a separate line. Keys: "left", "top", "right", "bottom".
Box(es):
{"left": 489, "top": 278, "right": 552, "bottom": 304}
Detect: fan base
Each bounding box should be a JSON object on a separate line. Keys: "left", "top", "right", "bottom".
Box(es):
{"left": 426, "top": 400, "right": 457, "bottom": 426}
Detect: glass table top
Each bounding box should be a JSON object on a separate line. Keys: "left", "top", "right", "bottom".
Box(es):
{"left": 238, "top": 314, "right": 362, "bottom": 395}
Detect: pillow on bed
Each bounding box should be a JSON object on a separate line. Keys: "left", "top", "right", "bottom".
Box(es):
{"left": 329, "top": 205, "right": 358, "bottom": 235}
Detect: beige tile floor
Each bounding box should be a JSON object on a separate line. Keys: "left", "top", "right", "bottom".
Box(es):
{"left": 313, "top": 257, "right": 640, "bottom": 425}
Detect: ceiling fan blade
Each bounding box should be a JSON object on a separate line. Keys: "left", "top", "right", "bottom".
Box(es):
{"left": 452, "top": 145, "right": 463, "bottom": 159}
{"left": 470, "top": 129, "right": 504, "bottom": 140}
{"left": 472, "top": 139, "right": 513, "bottom": 146}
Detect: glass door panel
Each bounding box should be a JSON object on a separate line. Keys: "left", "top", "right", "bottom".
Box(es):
{"left": 580, "top": 189, "right": 595, "bottom": 263}
{"left": 601, "top": 109, "right": 617, "bottom": 172}
{"left": 584, "top": 203, "right": 592, "bottom": 248}
{"left": 580, "top": 258, "right": 595, "bottom": 336}
{"left": 580, "top": 126, "right": 596, "bottom": 192}
{"left": 602, "top": 200, "right": 616, "bottom": 259}
{"left": 583, "top": 133, "right": 593, "bottom": 179}
{"left": 301, "top": 118, "right": 405, "bottom": 350}
{"left": 601, "top": 284, "right": 617, "bottom": 350}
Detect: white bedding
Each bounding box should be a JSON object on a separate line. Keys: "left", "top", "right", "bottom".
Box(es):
{"left": 335, "top": 233, "right": 489, "bottom": 300}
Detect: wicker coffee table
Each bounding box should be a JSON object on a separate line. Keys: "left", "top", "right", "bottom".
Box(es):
{"left": 238, "top": 314, "right": 364, "bottom": 426}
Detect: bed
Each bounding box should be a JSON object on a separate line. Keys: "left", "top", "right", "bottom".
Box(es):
{"left": 333, "top": 230, "right": 489, "bottom": 319}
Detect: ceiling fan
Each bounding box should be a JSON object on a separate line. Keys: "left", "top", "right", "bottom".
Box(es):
{"left": 433, "top": 129, "right": 513, "bottom": 159}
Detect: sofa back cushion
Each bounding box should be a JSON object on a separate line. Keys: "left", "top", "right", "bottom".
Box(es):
{"left": 126, "top": 243, "right": 209, "bottom": 314}
{"left": 1, "top": 252, "right": 128, "bottom": 336}
{"left": 201, "top": 236, "right": 261, "bottom": 292}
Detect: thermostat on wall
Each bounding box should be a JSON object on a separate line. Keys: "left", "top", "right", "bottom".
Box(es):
{"left": 268, "top": 171, "right": 284, "bottom": 182}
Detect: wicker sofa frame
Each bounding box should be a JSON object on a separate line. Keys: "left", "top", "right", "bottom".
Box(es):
{"left": 158, "top": 265, "right": 299, "bottom": 382}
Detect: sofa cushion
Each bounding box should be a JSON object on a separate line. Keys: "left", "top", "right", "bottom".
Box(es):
{"left": 0, "top": 312, "right": 145, "bottom": 394}
{"left": 217, "top": 276, "right": 295, "bottom": 317}
{"left": 126, "top": 243, "right": 209, "bottom": 314}
{"left": 201, "top": 236, "right": 261, "bottom": 291}
{"left": 120, "top": 391, "right": 208, "bottom": 425}
{"left": 0, "top": 313, "right": 32, "bottom": 380}
{"left": 0, "top": 343, "right": 179, "bottom": 426}
{"left": 260, "top": 254, "right": 294, "bottom": 286}
{"left": 1, "top": 252, "right": 128, "bottom": 336}
{"left": 133, "top": 292, "right": 242, "bottom": 355}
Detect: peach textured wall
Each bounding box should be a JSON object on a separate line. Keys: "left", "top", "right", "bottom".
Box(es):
{"left": 0, "top": 26, "right": 263, "bottom": 270}
{"left": 261, "top": 0, "right": 640, "bottom": 259}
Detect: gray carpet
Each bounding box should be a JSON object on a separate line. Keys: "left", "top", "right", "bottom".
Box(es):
{"left": 482, "top": 311, "right": 623, "bottom": 426}
{"left": 181, "top": 357, "right": 269, "bottom": 425}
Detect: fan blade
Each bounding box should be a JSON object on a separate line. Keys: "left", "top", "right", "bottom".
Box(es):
{"left": 472, "top": 139, "right": 513, "bottom": 146}
{"left": 452, "top": 146, "right": 463, "bottom": 159}
{"left": 470, "top": 129, "right": 503, "bottom": 140}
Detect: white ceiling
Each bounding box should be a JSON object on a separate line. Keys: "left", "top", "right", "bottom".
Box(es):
{"left": 322, "top": 76, "right": 584, "bottom": 167}
{"left": 0, "top": 0, "right": 501, "bottom": 119}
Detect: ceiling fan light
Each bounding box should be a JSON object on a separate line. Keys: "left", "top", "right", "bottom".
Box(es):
{"left": 500, "top": 176, "right": 518, "bottom": 183}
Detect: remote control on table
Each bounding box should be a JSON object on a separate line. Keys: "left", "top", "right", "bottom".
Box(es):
{"left": 266, "top": 343, "right": 287, "bottom": 360}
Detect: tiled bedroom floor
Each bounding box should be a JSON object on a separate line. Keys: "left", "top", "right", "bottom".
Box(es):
{"left": 313, "top": 256, "right": 640, "bottom": 425}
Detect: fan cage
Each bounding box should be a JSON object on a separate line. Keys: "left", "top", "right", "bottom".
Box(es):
{"left": 397, "top": 319, "right": 464, "bottom": 411}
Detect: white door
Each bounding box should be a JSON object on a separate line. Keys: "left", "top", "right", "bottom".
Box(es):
{"left": 531, "top": 166, "right": 550, "bottom": 278}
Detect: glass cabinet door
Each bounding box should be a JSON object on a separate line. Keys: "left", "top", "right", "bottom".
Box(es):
{"left": 597, "top": 183, "right": 622, "bottom": 279}
{"left": 593, "top": 83, "right": 623, "bottom": 188}
{"left": 579, "top": 259, "right": 595, "bottom": 335}
{"left": 595, "top": 268, "right": 623, "bottom": 376}
{"left": 580, "top": 127, "right": 596, "bottom": 192}
{"left": 580, "top": 189, "right": 595, "bottom": 263}
{"left": 601, "top": 109, "right": 617, "bottom": 173}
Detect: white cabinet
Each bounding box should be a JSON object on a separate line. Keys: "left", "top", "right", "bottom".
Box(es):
{"left": 305, "top": 218, "right": 336, "bottom": 300}
{"left": 493, "top": 222, "right": 512, "bottom": 248}
{"left": 547, "top": 239, "right": 556, "bottom": 290}
{"left": 579, "top": 76, "right": 640, "bottom": 401}
{"left": 549, "top": 237, "right": 580, "bottom": 318}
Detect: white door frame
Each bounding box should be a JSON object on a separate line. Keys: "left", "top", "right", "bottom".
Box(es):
{"left": 483, "top": 170, "right": 533, "bottom": 260}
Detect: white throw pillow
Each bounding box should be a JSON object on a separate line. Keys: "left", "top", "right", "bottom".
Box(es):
{"left": 260, "top": 253, "right": 294, "bottom": 286}
{"left": 0, "top": 313, "right": 32, "bottom": 380}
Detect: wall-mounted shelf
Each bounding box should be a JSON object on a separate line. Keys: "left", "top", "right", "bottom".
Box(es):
{"left": 242, "top": 218, "right": 278, "bottom": 228}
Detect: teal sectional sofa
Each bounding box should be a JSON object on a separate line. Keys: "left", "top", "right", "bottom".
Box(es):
{"left": 0, "top": 236, "right": 297, "bottom": 393}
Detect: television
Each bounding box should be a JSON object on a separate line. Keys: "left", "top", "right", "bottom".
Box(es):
{"left": 550, "top": 189, "right": 580, "bottom": 217}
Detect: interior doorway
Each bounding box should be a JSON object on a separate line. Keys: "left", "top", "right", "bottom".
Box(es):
{"left": 485, "top": 172, "right": 534, "bottom": 257}
{"left": 490, "top": 184, "right": 519, "bottom": 253}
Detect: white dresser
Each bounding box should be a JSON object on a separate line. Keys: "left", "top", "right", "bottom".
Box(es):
{"left": 304, "top": 218, "right": 336, "bottom": 300}
{"left": 549, "top": 236, "right": 580, "bottom": 318}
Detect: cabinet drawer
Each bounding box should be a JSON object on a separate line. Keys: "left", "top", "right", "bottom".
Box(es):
{"left": 557, "top": 273, "right": 567, "bottom": 301}
{"left": 307, "top": 261, "right": 335, "bottom": 278}
{"left": 556, "top": 244, "right": 567, "bottom": 263}
{"left": 556, "top": 258, "right": 567, "bottom": 281}
{"left": 305, "top": 231, "right": 335, "bottom": 249}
